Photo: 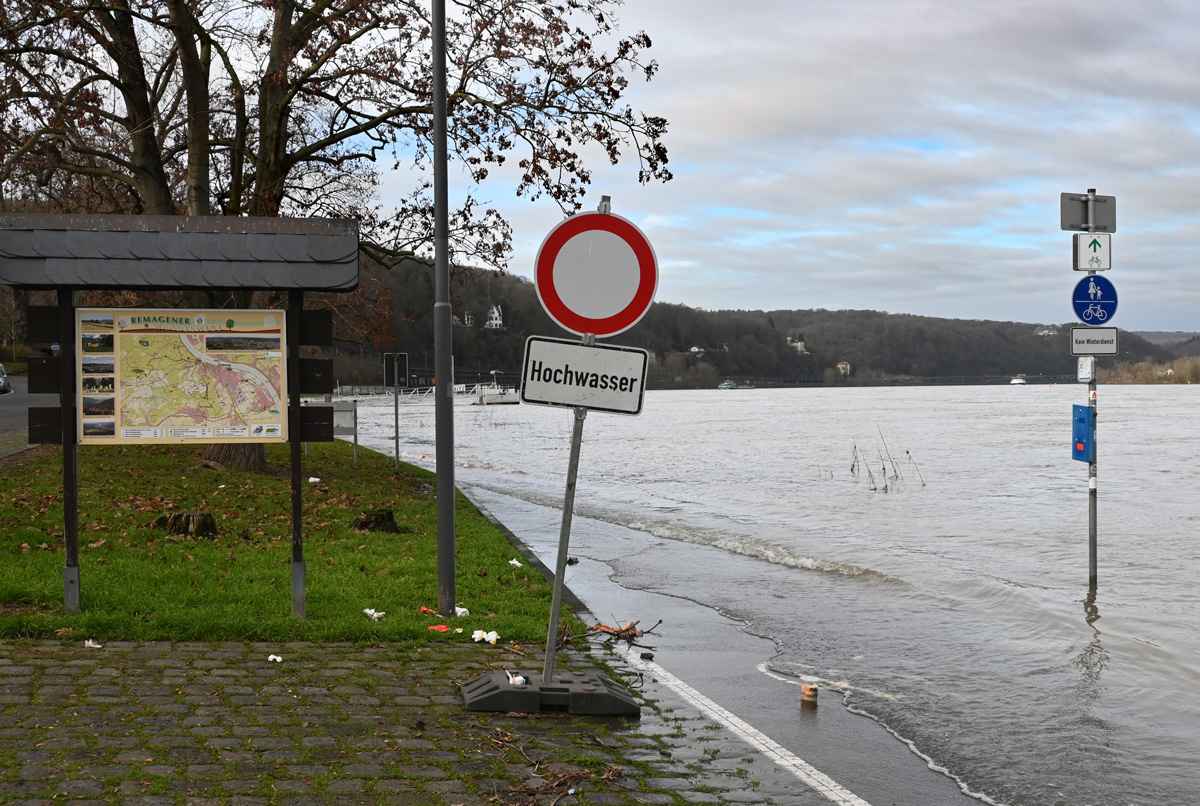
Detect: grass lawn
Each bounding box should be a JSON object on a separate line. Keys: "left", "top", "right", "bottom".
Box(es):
{"left": 0, "top": 440, "right": 570, "bottom": 644}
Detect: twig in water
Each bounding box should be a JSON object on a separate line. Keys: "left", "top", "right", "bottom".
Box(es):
{"left": 906, "top": 450, "right": 926, "bottom": 487}
{"left": 878, "top": 426, "right": 904, "bottom": 482}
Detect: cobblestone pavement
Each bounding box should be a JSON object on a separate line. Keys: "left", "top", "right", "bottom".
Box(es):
{"left": 0, "top": 639, "right": 822, "bottom": 806}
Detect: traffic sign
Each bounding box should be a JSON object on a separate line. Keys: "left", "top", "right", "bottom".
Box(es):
{"left": 534, "top": 211, "right": 657, "bottom": 337}
{"left": 1073, "top": 233, "right": 1111, "bottom": 270}
{"left": 520, "top": 336, "right": 648, "bottom": 415}
{"left": 1071, "top": 327, "right": 1119, "bottom": 355}
{"left": 383, "top": 352, "right": 409, "bottom": 387}
{"left": 1061, "top": 192, "right": 1116, "bottom": 232}
{"left": 1072, "top": 275, "right": 1118, "bottom": 324}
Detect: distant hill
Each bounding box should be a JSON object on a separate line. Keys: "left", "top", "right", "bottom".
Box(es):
{"left": 1171, "top": 335, "right": 1200, "bottom": 358}
{"left": 336, "top": 261, "right": 1176, "bottom": 387}
{"left": 1132, "top": 331, "right": 1200, "bottom": 347}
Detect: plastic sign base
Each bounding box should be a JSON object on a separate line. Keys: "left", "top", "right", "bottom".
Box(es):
{"left": 460, "top": 669, "right": 640, "bottom": 716}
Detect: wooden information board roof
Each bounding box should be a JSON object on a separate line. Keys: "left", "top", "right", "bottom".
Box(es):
{"left": 0, "top": 214, "right": 359, "bottom": 291}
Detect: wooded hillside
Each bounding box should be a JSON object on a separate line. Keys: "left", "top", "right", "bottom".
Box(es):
{"left": 332, "top": 261, "right": 1180, "bottom": 388}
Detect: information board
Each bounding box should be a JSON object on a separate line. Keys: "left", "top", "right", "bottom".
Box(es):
{"left": 77, "top": 308, "right": 287, "bottom": 444}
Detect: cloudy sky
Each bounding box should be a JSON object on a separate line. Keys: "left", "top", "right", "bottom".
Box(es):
{"left": 439, "top": 0, "right": 1200, "bottom": 332}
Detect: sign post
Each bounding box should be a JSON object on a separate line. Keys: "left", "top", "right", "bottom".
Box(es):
{"left": 1062, "top": 188, "right": 1116, "bottom": 588}
{"left": 384, "top": 353, "right": 408, "bottom": 465}
{"left": 461, "top": 197, "right": 654, "bottom": 716}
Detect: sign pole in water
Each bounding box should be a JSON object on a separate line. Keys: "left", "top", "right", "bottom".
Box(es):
{"left": 1063, "top": 188, "right": 1115, "bottom": 588}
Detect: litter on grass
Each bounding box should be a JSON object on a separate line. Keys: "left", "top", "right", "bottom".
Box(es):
{"left": 84, "top": 639, "right": 102, "bottom": 649}
{"left": 421, "top": 605, "right": 469, "bottom": 618}
{"left": 472, "top": 630, "right": 500, "bottom": 645}
{"left": 267, "top": 654, "right": 283, "bottom": 662}
{"left": 509, "top": 558, "right": 522, "bottom": 567}
{"left": 428, "top": 625, "right": 450, "bottom": 632}
{"left": 363, "top": 608, "right": 386, "bottom": 621}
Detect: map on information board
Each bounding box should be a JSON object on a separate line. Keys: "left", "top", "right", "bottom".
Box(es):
{"left": 77, "top": 308, "right": 287, "bottom": 444}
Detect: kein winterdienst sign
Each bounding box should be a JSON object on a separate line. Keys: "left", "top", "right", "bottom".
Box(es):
{"left": 77, "top": 308, "right": 287, "bottom": 444}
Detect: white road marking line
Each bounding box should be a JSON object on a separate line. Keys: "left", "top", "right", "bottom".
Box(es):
{"left": 618, "top": 646, "right": 872, "bottom": 806}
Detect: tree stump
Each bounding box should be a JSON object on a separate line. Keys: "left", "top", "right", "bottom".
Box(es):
{"left": 150, "top": 511, "right": 219, "bottom": 537}
{"left": 352, "top": 508, "right": 405, "bottom": 533}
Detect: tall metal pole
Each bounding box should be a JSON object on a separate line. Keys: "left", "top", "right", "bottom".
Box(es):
{"left": 432, "top": 0, "right": 456, "bottom": 616}
{"left": 1086, "top": 189, "right": 1098, "bottom": 588}
{"left": 393, "top": 356, "right": 400, "bottom": 466}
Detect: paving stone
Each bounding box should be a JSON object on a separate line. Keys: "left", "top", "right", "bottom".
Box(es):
{"left": 0, "top": 640, "right": 825, "bottom": 806}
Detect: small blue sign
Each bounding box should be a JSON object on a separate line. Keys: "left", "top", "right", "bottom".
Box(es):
{"left": 1072, "top": 275, "right": 1117, "bottom": 325}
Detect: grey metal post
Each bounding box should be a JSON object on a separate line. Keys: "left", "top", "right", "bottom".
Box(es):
{"left": 393, "top": 359, "right": 400, "bottom": 466}
{"left": 353, "top": 399, "right": 359, "bottom": 463}
{"left": 543, "top": 333, "right": 596, "bottom": 682}
{"left": 544, "top": 404, "right": 588, "bottom": 682}
{"left": 432, "top": 0, "right": 456, "bottom": 617}
{"left": 1086, "top": 188, "right": 1098, "bottom": 588}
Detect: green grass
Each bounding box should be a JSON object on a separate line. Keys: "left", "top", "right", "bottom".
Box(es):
{"left": 0, "top": 440, "right": 569, "bottom": 642}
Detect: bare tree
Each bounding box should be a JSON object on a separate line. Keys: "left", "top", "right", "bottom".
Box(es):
{"left": 1, "top": 0, "right": 670, "bottom": 467}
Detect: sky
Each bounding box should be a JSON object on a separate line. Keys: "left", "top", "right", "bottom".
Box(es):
{"left": 407, "top": 0, "right": 1200, "bottom": 333}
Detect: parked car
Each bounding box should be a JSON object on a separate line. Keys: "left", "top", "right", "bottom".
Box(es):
{"left": 0, "top": 363, "right": 10, "bottom": 394}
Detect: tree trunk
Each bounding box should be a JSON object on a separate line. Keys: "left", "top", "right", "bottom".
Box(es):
{"left": 165, "top": 0, "right": 212, "bottom": 216}
{"left": 104, "top": 1, "right": 175, "bottom": 214}
{"left": 204, "top": 442, "right": 267, "bottom": 473}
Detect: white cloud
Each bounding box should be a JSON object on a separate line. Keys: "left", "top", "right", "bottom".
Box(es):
{"left": 395, "top": 0, "right": 1200, "bottom": 330}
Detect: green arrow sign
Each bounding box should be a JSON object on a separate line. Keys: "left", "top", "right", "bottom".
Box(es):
{"left": 1073, "top": 232, "right": 1111, "bottom": 271}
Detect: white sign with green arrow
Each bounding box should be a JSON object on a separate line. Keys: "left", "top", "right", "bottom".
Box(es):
{"left": 1073, "top": 232, "right": 1111, "bottom": 270}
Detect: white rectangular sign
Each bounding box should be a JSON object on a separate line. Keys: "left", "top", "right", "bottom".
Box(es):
{"left": 520, "top": 336, "right": 648, "bottom": 415}
{"left": 1070, "top": 326, "right": 1119, "bottom": 355}
{"left": 1073, "top": 232, "right": 1111, "bottom": 270}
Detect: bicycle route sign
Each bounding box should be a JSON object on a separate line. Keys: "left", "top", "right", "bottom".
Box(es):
{"left": 1072, "top": 274, "right": 1117, "bottom": 325}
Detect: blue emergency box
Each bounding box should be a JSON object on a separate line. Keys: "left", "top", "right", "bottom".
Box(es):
{"left": 1072, "top": 404, "right": 1095, "bottom": 463}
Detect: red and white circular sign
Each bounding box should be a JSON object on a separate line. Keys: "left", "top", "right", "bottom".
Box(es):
{"left": 534, "top": 211, "right": 657, "bottom": 337}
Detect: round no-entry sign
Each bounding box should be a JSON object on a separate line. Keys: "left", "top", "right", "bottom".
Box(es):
{"left": 534, "top": 211, "right": 657, "bottom": 337}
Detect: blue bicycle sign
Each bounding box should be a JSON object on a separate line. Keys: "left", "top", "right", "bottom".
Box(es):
{"left": 1072, "top": 275, "right": 1117, "bottom": 325}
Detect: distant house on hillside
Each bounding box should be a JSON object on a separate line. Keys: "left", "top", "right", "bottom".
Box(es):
{"left": 1033, "top": 326, "right": 1059, "bottom": 337}
{"left": 483, "top": 304, "right": 504, "bottom": 330}
{"left": 787, "top": 336, "right": 808, "bottom": 353}
{"left": 837, "top": 362, "right": 851, "bottom": 376}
